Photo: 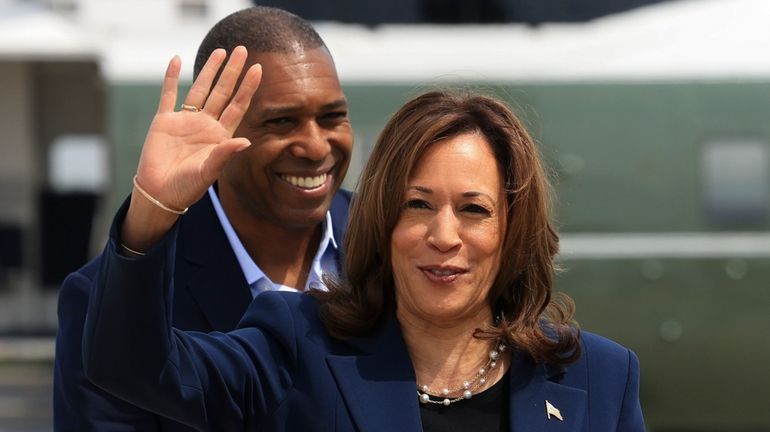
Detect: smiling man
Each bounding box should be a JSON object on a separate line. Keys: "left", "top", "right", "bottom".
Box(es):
{"left": 53, "top": 7, "right": 353, "bottom": 431}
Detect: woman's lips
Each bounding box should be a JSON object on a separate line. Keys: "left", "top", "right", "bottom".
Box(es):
{"left": 419, "top": 266, "right": 468, "bottom": 284}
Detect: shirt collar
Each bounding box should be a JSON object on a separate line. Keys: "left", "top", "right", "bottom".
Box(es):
{"left": 207, "top": 186, "right": 338, "bottom": 292}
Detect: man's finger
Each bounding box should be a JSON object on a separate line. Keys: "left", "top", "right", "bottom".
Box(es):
{"left": 183, "top": 48, "right": 227, "bottom": 111}
{"left": 203, "top": 46, "right": 249, "bottom": 116}
{"left": 200, "top": 137, "right": 252, "bottom": 184}
{"left": 157, "top": 56, "right": 181, "bottom": 114}
{"left": 220, "top": 63, "right": 262, "bottom": 134}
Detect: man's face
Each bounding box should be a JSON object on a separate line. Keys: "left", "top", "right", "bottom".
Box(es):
{"left": 221, "top": 47, "right": 353, "bottom": 228}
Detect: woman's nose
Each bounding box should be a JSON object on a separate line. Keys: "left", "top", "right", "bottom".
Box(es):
{"left": 426, "top": 208, "right": 462, "bottom": 252}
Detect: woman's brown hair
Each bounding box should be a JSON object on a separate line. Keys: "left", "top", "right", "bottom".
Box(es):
{"left": 313, "top": 90, "right": 580, "bottom": 365}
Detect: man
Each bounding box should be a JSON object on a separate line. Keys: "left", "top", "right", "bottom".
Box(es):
{"left": 53, "top": 7, "right": 353, "bottom": 431}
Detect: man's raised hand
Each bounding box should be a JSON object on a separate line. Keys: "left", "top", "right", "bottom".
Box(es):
{"left": 136, "top": 46, "right": 262, "bottom": 214}
{"left": 121, "top": 46, "right": 262, "bottom": 253}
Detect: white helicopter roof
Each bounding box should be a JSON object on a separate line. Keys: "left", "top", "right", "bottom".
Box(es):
{"left": 0, "top": 4, "right": 97, "bottom": 60}
{"left": 321, "top": 0, "right": 770, "bottom": 83}
{"left": 1, "top": 0, "right": 768, "bottom": 83}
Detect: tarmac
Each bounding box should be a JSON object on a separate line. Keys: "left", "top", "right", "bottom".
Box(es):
{"left": 0, "top": 338, "right": 54, "bottom": 432}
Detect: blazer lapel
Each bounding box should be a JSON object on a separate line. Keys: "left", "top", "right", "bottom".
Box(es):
{"left": 326, "top": 313, "right": 587, "bottom": 432}
{"left": 326, "top": 316, "right": 422, "bottom": 432}
{"left": 176, "top": 193, "right": 253, "bottom": 331}
{"left": 508, "top": 352, "right": 587, "bottom": 431}
{"left": 329, "top": 191, "right": 352, "bottom": 275}
{"left": 329, "top": 190, "right": 351, "bottom": 246}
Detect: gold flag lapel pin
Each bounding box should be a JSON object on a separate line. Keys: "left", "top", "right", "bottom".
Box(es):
{"left": 545, "top": 400, "right": 563, "bottom": 421}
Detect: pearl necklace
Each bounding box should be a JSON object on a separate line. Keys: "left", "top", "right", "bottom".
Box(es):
{"left": 416, "top": 340, "right": 506, "bottom": 406}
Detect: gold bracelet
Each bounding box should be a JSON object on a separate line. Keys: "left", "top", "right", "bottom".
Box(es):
{"left": 120, "top": 242, "right": 146, "bottom": 257}
{"left": 132, "top": 175, "right": 188, "bottom": 215}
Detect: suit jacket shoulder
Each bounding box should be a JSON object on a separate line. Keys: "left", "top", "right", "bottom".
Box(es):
{"left": 54, "top": 194, "right": 250, "bottom": 431}
{"left": 556, "top": 331, "right": 644, "bottom": 431}
{"left": 172, "top": 192, "right": 252, "bottom": 331}
{"left": 58, "top": 191, "right": 355, "bottom": 431}
{"left": 54, "top": 254, "right": 164, "bottom": 431}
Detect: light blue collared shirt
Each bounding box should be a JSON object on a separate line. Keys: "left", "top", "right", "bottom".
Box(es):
{"left": 207, "top": 187, "right": 339, "bottom": 297}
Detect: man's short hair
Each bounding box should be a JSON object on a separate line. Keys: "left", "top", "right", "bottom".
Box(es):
{"left": 194, "top": 6, "right": 327, "bottom": 79}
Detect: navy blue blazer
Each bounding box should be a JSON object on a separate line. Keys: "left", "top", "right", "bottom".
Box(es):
{"left": 54, "top": 190, "right": 352, "bottom": 431}
{"left": 82, "top": 211, "right": 645, "bottom": 432}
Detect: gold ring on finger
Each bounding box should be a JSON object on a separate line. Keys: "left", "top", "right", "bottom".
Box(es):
{"left": 180, "top": 104, "right": 201, "bottom": 112}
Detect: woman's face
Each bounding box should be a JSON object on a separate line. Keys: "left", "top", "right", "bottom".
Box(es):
{"left": 391, "top": 132, "right": 505, "bottom": 327}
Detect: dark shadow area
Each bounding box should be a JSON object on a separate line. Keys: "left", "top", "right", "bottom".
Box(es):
{"left": 251, "top": 0, "right": 673, "bottom": 25}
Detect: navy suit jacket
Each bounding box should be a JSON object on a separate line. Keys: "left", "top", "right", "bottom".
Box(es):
{"left": 81, "top": 210, "right": 645, "bottom": 432}
{"left": 54, "top": 190, "right": 352, "bottom": 431}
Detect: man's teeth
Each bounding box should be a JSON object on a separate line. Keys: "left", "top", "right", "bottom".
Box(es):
{"left": 429, "top": 269, "right": 458, "bottom": 276}
{"left": 282, "top": 173, "right": 327, "bottom": 189}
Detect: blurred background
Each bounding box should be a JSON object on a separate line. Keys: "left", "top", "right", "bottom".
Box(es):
{"left": 0, "top": 0, "right": 768, "bottom": 430}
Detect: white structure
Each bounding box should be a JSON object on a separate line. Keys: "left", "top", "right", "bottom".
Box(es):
{"left": 5, "top": 0, "right": 769, "bottom": 83}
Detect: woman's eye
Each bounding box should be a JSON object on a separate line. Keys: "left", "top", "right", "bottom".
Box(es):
{"left": 405, "top": 199, "right": 430, "bottom": 210}
{"left": 463, "top": 204, "right": 491, "bottom": 215}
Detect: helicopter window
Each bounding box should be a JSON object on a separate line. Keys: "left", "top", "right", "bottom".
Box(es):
{"left": 701, "top": 138, "right": 769, "bottom": 225}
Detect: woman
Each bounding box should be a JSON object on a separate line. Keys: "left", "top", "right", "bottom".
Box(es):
{"left": 83, "top": 48, "right": 644, "bottom": 431}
